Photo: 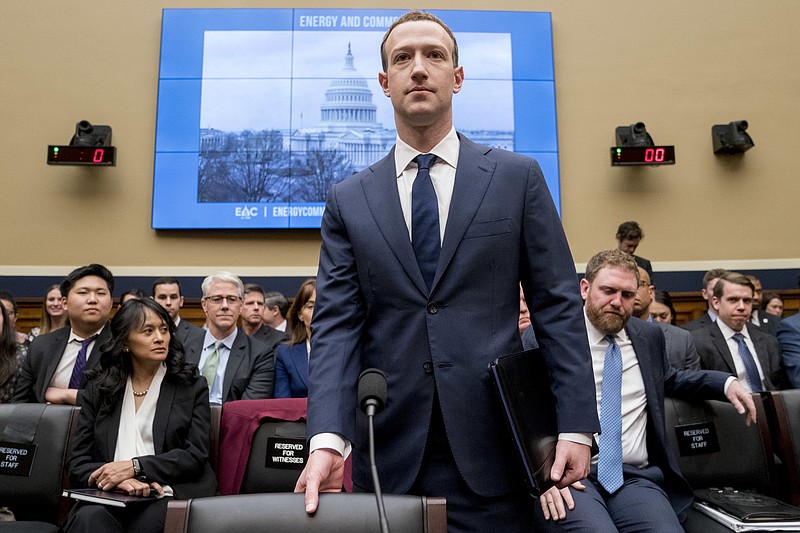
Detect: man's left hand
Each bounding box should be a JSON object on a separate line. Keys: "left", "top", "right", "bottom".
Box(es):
{"left": 725, "top": 379, "right": 757, "bottom": 426}
{"left": 550, "top": 440, "right": 590, "bottom": 488}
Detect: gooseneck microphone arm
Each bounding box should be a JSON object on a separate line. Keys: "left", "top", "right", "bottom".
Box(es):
{"left": 358, "top": 368, "right": 390, "bottom": 533}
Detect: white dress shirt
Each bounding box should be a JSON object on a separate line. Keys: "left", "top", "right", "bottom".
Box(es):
{"left": 49, "top": 326, "right": 105, "bottom": 389}
{"left": 198, "top": 328, "right": 238, "bottom": 404}
{"left": 716, "top": 320, "right": 766, "bottom": 392}
{"left": 584, "top": 311, "right": 650, "bottom": 468}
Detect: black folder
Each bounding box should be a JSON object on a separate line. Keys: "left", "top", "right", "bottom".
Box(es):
{"left": 489, "top": 348, "right": 558, "bottom": 497}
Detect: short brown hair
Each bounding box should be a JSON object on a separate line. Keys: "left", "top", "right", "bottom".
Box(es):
{"left": 713, "top": 272, "right": 755, "bottom": 299}
{"left": 702, "top": 268, "right": 728, "bottom": 287}
{"left": 380, "top": 10, "right": 459, "bottom": 71}
{"left": 584, "top": 249, "right": 640, "bottom": 283}
{"left": 615, "top": 221, "right": 643, "bottom": 242}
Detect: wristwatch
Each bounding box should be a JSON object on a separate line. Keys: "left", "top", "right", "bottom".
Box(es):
{"left": 131, "top": 457, "right": 146, "bottom": 480}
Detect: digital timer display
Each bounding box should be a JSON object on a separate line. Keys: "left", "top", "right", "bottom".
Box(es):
{"left": 610, "top": 146, "right": 675, "bottom": 166}
{"left": 47, "top": 145, "right": 116, "bottom": 166}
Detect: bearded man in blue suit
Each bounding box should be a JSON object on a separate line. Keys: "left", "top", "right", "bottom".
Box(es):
{"left": 296, "top": 10, "right": 600, "bottom": 532}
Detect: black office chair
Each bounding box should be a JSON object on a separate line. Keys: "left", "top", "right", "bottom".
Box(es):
{"left": 0, "top": 403, "right": 80, "bottom": 532}
{"left": 763, "top": 389, "right": 800, "bottom": 505}
{"left": 238, "top": 418, "right": 306, "bottom": 493}
{"left": 663, "top": 395, "right": 782, "bottom": 532}
{"left": 163, "top": 493, "right": 446, "bottom": 533}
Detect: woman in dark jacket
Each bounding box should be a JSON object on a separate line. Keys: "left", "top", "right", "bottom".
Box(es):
{"left": 64, "top": 298, "right": 216, "bottom": 533}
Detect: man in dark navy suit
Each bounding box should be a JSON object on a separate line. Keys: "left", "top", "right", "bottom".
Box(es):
{"left": 297, "top": 10, "right": 598, "bottom": 532}
{"left": 14, "top": 264, "right": 114, "bottom": 404}
{"left": 535, "top": 250, "right": 755, "bottom": 532}
{"left": 152, "top": 277, "right": 204, "bottom": 346}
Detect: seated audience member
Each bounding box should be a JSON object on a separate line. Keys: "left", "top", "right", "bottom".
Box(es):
{"left": 761, "top": 292, "right": 785, "bottom": 318}
{"left": 650, "top": 289, "right": 677, "bottom": 325}
{"left": 518, "top": 284, "right": 538, "bottom": 350}
{"left": 744, "top": 274, "right": 780, "bottom": 335}
{"left": 241, "top": 283, "right": 288, "bottom": 351}
{"left": 535, "top": 250, "right": 755, "bottom": 532}
{"left": 615, "top": 221, "right": 653, "bottom": 280}
{"left": 0, "top": 290, "right": 30, "bottom": 346}
{"left": 633, "top": 267, "right": 700, "bottom": 370}
{"left": 1, "top": 304, "right": 27, "bottom": 403}
{"left": 274, "top": 279, "right": 315, "bottom": 398}
{"left": 184, "top": 272, "right": 274, "bottom": 404}
{"left": 778, "top": 311, "right": 800, "bottom": 388}
{"left": 681, "top": 268, "right": 727, "bottom": 331}
{"left": 119, "top": 288, "right": 147, "bottom": 305}
{"left": 262, "top": 291, "right": 289, "bottom": 332}
{"left": 692, "top": 272, "right": 789, "bottom": 391}
{"left": 64, "top": 298, "right": 216, "bottom": 533}
{"left": 27, "top": 284, "right": 69, "bottom": 341}
{"left": 151, "top": 277, "right": 203, "bottom": 346}
{"left": 13, "top": 264, "right": 114, "bottom": 404}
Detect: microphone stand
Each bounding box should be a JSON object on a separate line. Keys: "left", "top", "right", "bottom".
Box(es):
{"left": 366, "top": 399, "right": 390, "bottom": 533}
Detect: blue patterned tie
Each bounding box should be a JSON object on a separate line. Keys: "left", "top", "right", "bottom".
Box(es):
{"left": 69, "top": 335, "right": 98, "bottom": 389}
{"left": 733, "top": 333, "right": 763, "bottom": 392}
{"left": 598, "top": 335, "right": 624, "bottom": 494}
{"left": 411, "top": 153, "right": 440, "bottom": 292}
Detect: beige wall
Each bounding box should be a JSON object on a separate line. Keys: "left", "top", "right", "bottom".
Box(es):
{"left": 2, "top": 0, "right": 798, "bottom": 276}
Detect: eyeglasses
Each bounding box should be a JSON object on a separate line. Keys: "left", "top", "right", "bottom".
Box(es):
{"left": 203, "top": 295, "right": 242, "bottom": 305}
{"left": 637, "top": 281, "right": 650, "bottom": 289}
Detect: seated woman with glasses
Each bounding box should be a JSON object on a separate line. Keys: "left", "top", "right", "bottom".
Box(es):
{"left": 64, "top": 298, "right": 216, "bottom": 533}
{"left": 273, "top": 278, "right": 316, "bottom": 398}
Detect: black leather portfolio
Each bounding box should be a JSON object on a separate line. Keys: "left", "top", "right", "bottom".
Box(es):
{"left": 489, "top": 348, "right": 558, "bottom": 497}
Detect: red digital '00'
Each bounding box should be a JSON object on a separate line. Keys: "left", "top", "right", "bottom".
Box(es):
{"left": 644, "top": 148, "right": 665, "bottom": 162}
{"left": 92, "top": 149, "right": 105, "bottom": 163}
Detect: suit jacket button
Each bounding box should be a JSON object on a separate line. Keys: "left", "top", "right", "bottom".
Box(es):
{"left": 423, "top": 361, "right": 434, "bottom": 373}
{"left": 426, "top": 302, "right": 439, "bottom": 314}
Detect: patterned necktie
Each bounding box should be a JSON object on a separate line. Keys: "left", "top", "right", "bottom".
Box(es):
{"left": 598, "top": 335, "right": 624, "bottom": 494}
{"left": 733, "top": 333, "right": 763, "bottom": 392}
{"left": 411, "top": 153, "right": 440, "bottom": 292}
{"left": 202, "top": 341, "right": 223, "bottom": 390}
{"left": 69, "top": 335, "right": 98, "bottom": 389}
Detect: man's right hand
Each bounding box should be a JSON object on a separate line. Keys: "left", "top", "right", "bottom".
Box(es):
{"left": 294, "top": 448, "right": 345, "bottom": 513}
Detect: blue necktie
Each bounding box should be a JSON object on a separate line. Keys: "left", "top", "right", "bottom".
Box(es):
{"left": 69, "top": 335, "right": 98, "bottom": 389}
{"left": 733, "top": 333, "right": 763, "bottom": 392}
{"left": 598, "top": 335, "right": 624, "bottom": 494}
{"left": 411, "top": 153, "right": 440, "bottom": 292}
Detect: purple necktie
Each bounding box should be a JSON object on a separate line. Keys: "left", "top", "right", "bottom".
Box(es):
{"left": 69, "top": 335, "right": 98, "bottom": 389}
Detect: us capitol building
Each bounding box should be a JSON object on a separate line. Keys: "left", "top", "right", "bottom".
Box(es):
{"left": 201, "top": 44, "right": 513, "bottom": 171}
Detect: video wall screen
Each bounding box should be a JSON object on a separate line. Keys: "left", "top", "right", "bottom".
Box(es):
{"left": 152, "top": 8, "right": 560, "bottom": 229}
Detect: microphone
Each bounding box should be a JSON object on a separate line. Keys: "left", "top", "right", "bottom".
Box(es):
{"left": 358, "top": 368, "right": 390, "bottom": 533}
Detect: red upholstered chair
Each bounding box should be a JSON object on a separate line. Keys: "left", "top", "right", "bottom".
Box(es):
{"left": 216, "top": 398, "right": 352, "bottom": 495}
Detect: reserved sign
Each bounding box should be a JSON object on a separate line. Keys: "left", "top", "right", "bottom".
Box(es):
{"left": 0, "top": 441, "right": 37, "bottom": 476}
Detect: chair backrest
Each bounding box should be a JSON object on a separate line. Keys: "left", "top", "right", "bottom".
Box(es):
{"left": 663, "top": 395, "right": 778, "bottom": 497}
{"left": 763, "top": 390, "right": 800, "bottom": 505}
{"left": 216, "top": 398, "right": 311, "bottom": 495}
{"left": 0, "top": 403, "right": 79, "bottom": 524}
{"left": 238, "top": 417, "right": 306, "bottom": 493}
{"left": 164, "top": 493, "right": 447, "bottom": 533}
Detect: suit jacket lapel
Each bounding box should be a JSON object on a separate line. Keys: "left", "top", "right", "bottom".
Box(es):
{"left": 626, "top": 321, "right": 658, "bottom": 402}
{"left": 293, "top": 344, "right": 309, "bottom": 389}
{"left": 361, "top": 149, "right": 429, "bottom": 295}
{"left": 152, "top": 380, "right": 175, "bottom": 454}
{"left": 105, "top": 401, "right": 123, "bottom": 460}
{"left": 710, "top": 323, "right": 737, "bottom": 374}
{"left": 435, "top": 135, "right": 495, "bottom": 290}
{"left": 43, "top": 329, "right": 71, "bottom": 389}
{"left": 222, "top": 332, "right": 246, "bottom": 401}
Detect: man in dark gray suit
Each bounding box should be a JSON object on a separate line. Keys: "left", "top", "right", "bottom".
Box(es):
{"left": 14, "top": 264, "right": 114, "bottom": 404}
{"left": 692, "top": 272, "right": 789, "bottom": 391}
{"left": 681, "top": 268, "right": 727, "bottom": 331}
{"left": 241, "top": 283, "right": 288, "bottom": 353}
{"left": 745, "top": 274, "right": 780, "bottom": 336}
{"left": 152, "top": 277, "right": 204, "bottom": 346}
{"left": 183, "top": 272, "right": 274, "bottom": 404}
{"left": 632, "top": 266, "right": 700, "bottom": 370}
